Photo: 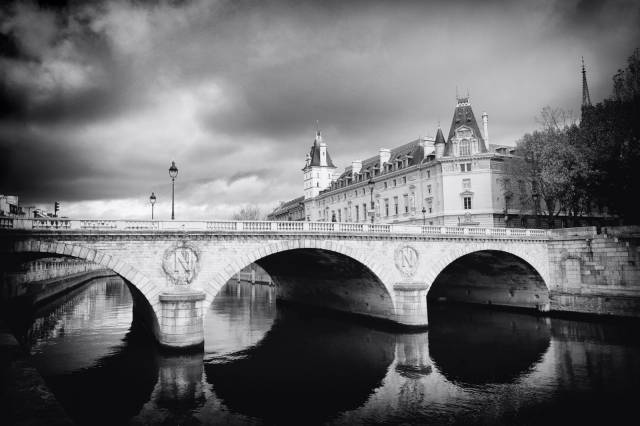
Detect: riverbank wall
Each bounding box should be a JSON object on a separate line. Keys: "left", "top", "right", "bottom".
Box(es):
{"left": 548, "top": 226, "right": 640, "bottom": 317}
{"left": 4, "top": 269, "right": 117, "bottom": 307}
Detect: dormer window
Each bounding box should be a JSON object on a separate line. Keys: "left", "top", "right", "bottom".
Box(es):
{"left": 460, "top": 139, "right": 471, "bottom": 156}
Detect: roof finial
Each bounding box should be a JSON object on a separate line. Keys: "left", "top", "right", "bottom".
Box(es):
{"left": 582, "top": 56, "right": 592, "bottom": 108}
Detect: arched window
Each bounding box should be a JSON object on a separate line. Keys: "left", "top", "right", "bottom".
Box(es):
{"left": 460, "top": 139, "right": 471, "bottom": 156}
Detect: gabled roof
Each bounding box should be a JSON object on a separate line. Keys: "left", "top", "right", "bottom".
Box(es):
{"left": 444, "top": 99, "right": 487, "bottom": 155}
{"left": 306, "top": 132, "right": 336, "bottom": 168}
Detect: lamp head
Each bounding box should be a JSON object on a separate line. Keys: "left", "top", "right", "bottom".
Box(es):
{"left": 169, "top": 161, "right": 178, "bottom": 179}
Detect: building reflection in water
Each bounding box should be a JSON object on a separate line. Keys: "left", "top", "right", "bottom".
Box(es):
{"left": 22, "top": 277, "right": 640, "bottom": 425}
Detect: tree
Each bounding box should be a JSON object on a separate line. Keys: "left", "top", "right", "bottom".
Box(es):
{"left": 512, "top": 107, "right": 582, "bottom": 227}
{"left": 579, "top": 48, "right": 640, "bottom": 223}
{"left": 231, "top": 205, "right": 264, "bottom": 221}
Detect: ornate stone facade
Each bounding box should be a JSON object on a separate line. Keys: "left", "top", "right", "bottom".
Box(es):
{"left": 272, "top": 96, "right": 536, "bottom": 227}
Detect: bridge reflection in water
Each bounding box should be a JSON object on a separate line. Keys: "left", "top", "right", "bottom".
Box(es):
{"left": 22, "top": 277, "right": 640, "bottom": 425}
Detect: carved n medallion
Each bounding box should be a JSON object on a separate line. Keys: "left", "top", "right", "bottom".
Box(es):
{"left": 162, "top": 241, "right": 200, "bottom": 286}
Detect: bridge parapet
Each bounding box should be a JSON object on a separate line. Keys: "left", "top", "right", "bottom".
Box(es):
{"left": 0, "top": 218, "right": 549, "bottom": 240}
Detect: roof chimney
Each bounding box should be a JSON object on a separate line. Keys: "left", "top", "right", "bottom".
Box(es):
{"left": 351, "top": 160, "right": 362, "bottom": 176}
{"left": 379, "top": 148, "right": 390, "bottom": 169}
{"left": 482, "top": 112, "right": 489, "bottom": 145}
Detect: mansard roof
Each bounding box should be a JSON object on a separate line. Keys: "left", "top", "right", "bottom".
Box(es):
{"left": 269, "top": 196, "right": 305, "bottom": 215}
{"left": 331, "top": 138, "right": 431, "bottom": 185}
{"left": 444, "top": 99, "right": 487, "bottom": 156}
{"left": 306, "top": 132, "right": 336, "bottom": 168}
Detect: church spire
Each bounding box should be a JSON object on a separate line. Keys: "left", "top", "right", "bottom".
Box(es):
{"left": 582, "top": 57, "right": 592, "bottom": 108}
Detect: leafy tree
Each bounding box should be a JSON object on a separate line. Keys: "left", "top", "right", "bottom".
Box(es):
{"left": 512, "top": 107, "right": 582, "bottom": 227}
{"left": 510, "top": 48, "right": 640, "bottom": 226}
{"left": 579, "top": 48, "right": 640, "bottom": 223}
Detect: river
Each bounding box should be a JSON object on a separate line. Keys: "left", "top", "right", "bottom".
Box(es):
{"left": 18, "top": 276, "right": 640, "bottom": 425}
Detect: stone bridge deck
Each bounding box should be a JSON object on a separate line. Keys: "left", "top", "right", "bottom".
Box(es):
{"left": 2, "top": 219, "right": 637, "bottom": 350}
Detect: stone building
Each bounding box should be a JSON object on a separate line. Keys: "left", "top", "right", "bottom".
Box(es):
{"left": 267, "top": 196, "right": 306, "bottom": 221}
{"left": 271, "top": 96, "right": 535, "bottom": 227}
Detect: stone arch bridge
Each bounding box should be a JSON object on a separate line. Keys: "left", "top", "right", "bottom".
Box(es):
{"left": 1, "top": 218, "right": 558, "bottom": 349}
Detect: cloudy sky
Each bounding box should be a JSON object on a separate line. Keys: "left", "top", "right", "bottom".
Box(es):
{"left": 1, "top": 0, "right": 638, "bottom": 220}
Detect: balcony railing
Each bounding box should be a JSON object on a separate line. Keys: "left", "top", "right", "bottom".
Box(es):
{"left": 0, "top": 218, "right": 551, "bottom": 239}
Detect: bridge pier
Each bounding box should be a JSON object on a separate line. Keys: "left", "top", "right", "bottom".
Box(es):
{"left": 158, "top": 290, "right": 206, "bottom": 349}
{"left": 393, "top": 283, "right": 429, "bottom": 327}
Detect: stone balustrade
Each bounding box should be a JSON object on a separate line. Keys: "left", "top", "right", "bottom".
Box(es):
{"left": 0, "top": 218, "right": 549, "bottom": 239}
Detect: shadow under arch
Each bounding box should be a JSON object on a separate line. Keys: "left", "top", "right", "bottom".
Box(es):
{"left": 0, "top": 244, "right": 161, "bottom": 343}
{"left": 211, "top": 246, "right": 396, "bottom": 324}
{"left": 427, "top": 249, "right": 550, "bottom": 311}
{"left": 204, "top": 306, "right": 397, "bottom": 424}
{"left": 255, "top": 247, "right": 395, "bottom": 321}
{"left": 428, "top": 304, "right": 552, "bottom": 386}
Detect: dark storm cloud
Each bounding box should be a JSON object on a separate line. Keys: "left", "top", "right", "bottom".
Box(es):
{"left": 0, "top": 0, "right": 639, "bottom": 218}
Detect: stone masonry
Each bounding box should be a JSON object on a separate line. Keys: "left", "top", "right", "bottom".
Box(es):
{"left": 1, "top": 220, "right": 638, "bottom": 349}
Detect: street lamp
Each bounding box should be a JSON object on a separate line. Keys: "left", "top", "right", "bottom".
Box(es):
{"left": 532, "top": 192, "right": 540, "bottom": 228}
{"left": 368, "top": 178, "right": 375, "bottom": 224}
{"left": 422, "top": 206, "right": 426, "bottom": 226}
{"left": 149, "top": 192, "right": 156, "bottom": 220}
{"left": 504, "top": 192, "right": 512, "bottom": 227}
{"left": 169, "top": 161, "right": 178, "bottom": 220}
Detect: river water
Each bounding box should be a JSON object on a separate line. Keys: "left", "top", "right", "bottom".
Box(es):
{"left": 19, "top": 276, "right": 640, "bottom": 425}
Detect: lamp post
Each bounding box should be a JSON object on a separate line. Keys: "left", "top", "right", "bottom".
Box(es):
{"left": 169, "top": 161, "right": 178, "bottom": 220}
{"left": 422, "top": 206, "right": 426, "bottom": 226}
{"left": 504, "top": 192, "right": 511, "bottom": 227}
{"left": 532, "top": 192, "right": 540, "bottom": 228}
{"left": 149, "top": 192, "right": 156, "bottom": 220}
{"left": 368, "top": 178, "right": 375, "bottom": 224}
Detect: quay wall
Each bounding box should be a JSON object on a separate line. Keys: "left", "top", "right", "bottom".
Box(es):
{"left": 548, "top": 226, "right": 640, "bottom": 317}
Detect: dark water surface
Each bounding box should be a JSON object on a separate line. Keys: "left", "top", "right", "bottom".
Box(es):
{"left": 22, "top": 277, "right": 640, "bottom": 425}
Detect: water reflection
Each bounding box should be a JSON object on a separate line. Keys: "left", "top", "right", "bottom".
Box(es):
{"left": 428, "top": 304, "right": 551, "bottom": 386}
{"left": 205, "top": 307, "right": 396, "bottom": 424}
{"left": 21, "top": 277, "right": 640, "bottom": 426}
{"left": 204, "top": 281, "right": 276, "bottom": 357}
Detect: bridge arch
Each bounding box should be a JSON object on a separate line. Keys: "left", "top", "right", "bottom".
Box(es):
{"left": 5, "top": 239, "right": 162, "bottom": 338}
{"left": 426, "top": 243, "right": 550, "bottom": 290}
{"left": 202, "top": 238, "right": 397, "bottom": 322}
{"left": 427, "top": 243, "right": 550, "bottom": 311}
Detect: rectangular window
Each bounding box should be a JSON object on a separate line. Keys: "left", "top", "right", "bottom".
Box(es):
{"left": 460, "top": 164, "right": 465, "bottom": 172}
{"left": 427, "top": 170, "right": 431, "bottom": 179}
{"left": 402, "top": 176, "right": 407, "bottom": 185}
{"left": 429, "top": 207, "right": 432, "bottom": 214}
{"left": 355, "top": 205, "right": 359, "bottom": 222}
{"left": 504, "top": 178, "right": 511, "bottom": 191}
{"left": 393, "top": 179, "right": 397, "bottom": 187}
{"left": 464, "top": 197, "right": 472, "bottom": 210}
{"left": 463, "top": 178, "right": 471, "bottom": 189}
{"left": 427, "top": 184, "right": 432, "bottom": 194}
{"left": 384, "top": 199, "right": 390, "bottom": 217}
{"left": 384, "top": 182, "right": 388, "bottom": 189}
{"left": 403, "top": 194, "right": 409, "bottom": 213}
{"left": 394, "top": 196, "right": 399, "bottom": 215}
{"left": 363, "top": 204, "right": 367, "bottom": 220}
{"left": 466, "top": 162, "right": 472, "bottom": 171}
